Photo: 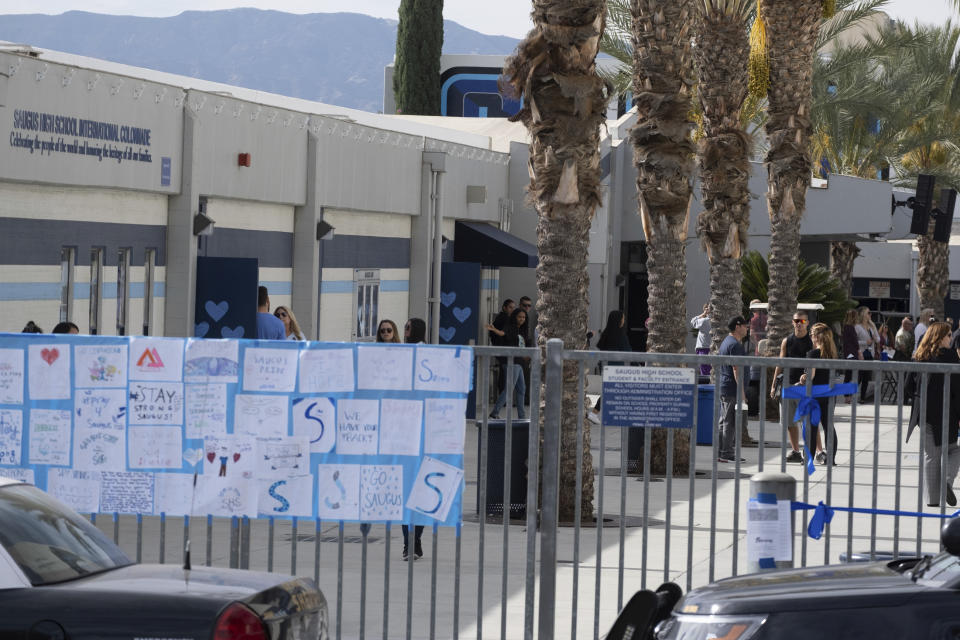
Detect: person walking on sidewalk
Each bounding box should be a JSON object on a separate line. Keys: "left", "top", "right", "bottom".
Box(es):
{"left": 799, "top": 323, "right": 839, "bottom": 465}
{"left": 771, "top": 310, "right": 812, "bottom": 463}
{"left": 909, "top": 322, "right": 960, "bottom": 507}
{"left": 717, "top": 317, "right": 748, "bottom": 463}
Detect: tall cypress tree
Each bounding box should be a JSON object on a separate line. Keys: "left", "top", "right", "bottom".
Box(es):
{"left": 393, "top": 0, "right": 444, "bottom": 115}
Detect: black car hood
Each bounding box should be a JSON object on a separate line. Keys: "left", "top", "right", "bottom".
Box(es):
{"left": 679, "top": 562, "right": 926, "bottom": 615}
{"left": 65, "top": 563, "right": 294, "bottom": 600}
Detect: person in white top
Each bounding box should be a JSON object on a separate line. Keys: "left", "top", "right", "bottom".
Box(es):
{"left": 273, "top": 306, "right": 305, "bottom": 340}
{"left": 855, "top": 307, "right": 880, "bottom": 403}
{"left": 691, "top": 303, "right": 712, "bottom": 376}
{"left": 914, "top": 308, "right": 935, "bottom": 354}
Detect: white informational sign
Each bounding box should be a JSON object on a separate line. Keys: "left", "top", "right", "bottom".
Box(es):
{"left": 746, "top": 499, "right": 793, "bottom": 562}
{"left": 868, "top": 281, "right": 890, "bottom": 299}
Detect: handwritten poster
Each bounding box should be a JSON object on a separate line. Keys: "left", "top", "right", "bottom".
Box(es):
{"left": 203, "top": 434, "right": 256, "bottom": 479}
{"left": 317, "top": 463, "right": 360, "bottom": 521}
{"left": 357, "top": 345, "right": 413, "bottom": 390}
{"left": 242, "top": 348, "right": 298, "bottom": 392}
{"left": 0, "top": 348, "right": 24, "bottom": 404}
{"left": 28, "top": 409, "right": 71, "bottom": 466}
{"left": 0, "top": 467, "right": 34, "bottom": 486}
{"left": 185, "top": 384, "right": 227, "bottom": 438}
{"left": 359, "top": 464, "right": 404, "bottom": 521}
{"left": 414, "top": 346, "right": 472, "bottom": 393}
{"left": 128, "top": 382, "right": 183, "bottom": 426}
{"left": 129, "top": 337, "right": 183, "bottom": 382}
{"left": 128, "top": 426, "right": 183, "bottom": 469}
{"left": 407, "top": 457, "right": 464, "bottom": 522}
{"left": 100, "top": 471, "right": 155, "bottom": 514}
{"left": 1, "top": 334, "right": 471, "bottom": 525}
{"left": 292, "top": 397, "right": 336, "bottom": 453}
{"left": 379, "top": 399, "right": 422, "bottom": 456}
{"left": 28, "top": 343, "right": 71, "bottom": 400}
{"left": 299, "top": 348, "right": 355, "bottom": 393}
{"left": 47, "top": 469, "right": 100, "bottom": 513}
{"left": 74, "top": 344, "right": 128, "bottom": 388}
{"left": 234, "top": 394, "right": 288, "bottom": 438}
{"left": 336, "top": 399, "right": 380, "bottom": 455}
{"left": 73, "top": 389, "right": 127, "bottom": 472}
{"left": 184, "top": 339, "right": 239, "bottom": 383}
{"left": 258, "top": 474, "right": 314, "bottom": 517}
{"left": 0, "top": 409, "right": 23, "bottom": 466}
{"left": 424, "top": 398, "right": 467, "bottom": 454}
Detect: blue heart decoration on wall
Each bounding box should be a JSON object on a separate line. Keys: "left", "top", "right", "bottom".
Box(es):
{"left": 195, "top": 322, "right": 210, "bottom": 337}
{"left": 221, "top": 326, "right": 244, "bottom": 339}
{"left": 205, "top": 300, "right": 229, "bottom": 322}
{"left": 439, "top": 326, "right": 456, "bottom": 343}
{"left": 452, "top": 307, "right": 472, "bottom": 324}
{"left": 440, "top": 291, "right": 456, "bottom": 307}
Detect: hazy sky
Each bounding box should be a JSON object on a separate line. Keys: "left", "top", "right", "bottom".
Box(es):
{"left": 0, "top": 0, "right": 955, "bottom": 39}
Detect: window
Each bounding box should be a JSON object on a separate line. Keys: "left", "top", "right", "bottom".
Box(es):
{"left": 143, "top": 248, "right": 156, "bottom": 336}
{"left": 353, "top": 269, "right": 380, "bottom": 341}
{"left": 115, "top": 248, "right": 131, "bottom": 336}
{"left": 59, "top": 247, "right": 75, "bottom": 323}
{"left": 88, "top": 248, "right": 103, "bottom": 335}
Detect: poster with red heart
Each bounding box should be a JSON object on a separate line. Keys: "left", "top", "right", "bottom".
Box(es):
{"left": 28, "top": 343, "right": 71, "bottom": 400}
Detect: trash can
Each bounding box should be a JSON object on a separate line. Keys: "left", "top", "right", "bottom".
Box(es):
{"left": 477, "top": 419, "right": 529, "bottom": 518}
{"left": 697, "top": 385, "right": 714, "bottom": 445}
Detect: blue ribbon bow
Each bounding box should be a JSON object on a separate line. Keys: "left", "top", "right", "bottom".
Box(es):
{"left": 794, "top": 500, "right": 960, "bottom": 539}
{"left": 783, "top": 383, "right": 858, "bottom": 475}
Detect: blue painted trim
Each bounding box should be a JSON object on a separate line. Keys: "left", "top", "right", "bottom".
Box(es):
{"left": 0, "top": 282, "right": 61, "bottom": 301}
{"left": 380, "top": 280, "right": 409, "bottom": 292}
{"left": 481, "top": 278, "right": 499, "bottom": 290}
{"left": 259, "top": 281, "right": 292, "bottom": 296}
{"left": 320, "top": 281, "right": 354, "bottom": 294}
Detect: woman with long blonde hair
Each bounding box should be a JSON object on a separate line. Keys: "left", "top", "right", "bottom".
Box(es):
{"left": 273, "top": 305, "right": 304, "bottom": 340}
{"left": 800, "top": 323, "right": 839, "bottom": 465}
{"left": 911, "top": 322, "right": 960, "bottom": 506}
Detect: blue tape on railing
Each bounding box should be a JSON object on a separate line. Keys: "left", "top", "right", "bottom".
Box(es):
{"left": 758, "top": 557, "right": 777, "bottom": 569}
{"left": 783, "top": 383, "right": 858, "bottom": 476}
{"left": 757, "top": 492, "right": 778, "bottom": 505}
{"left": 793, "top": 500, "right": 960, "bottom": 539}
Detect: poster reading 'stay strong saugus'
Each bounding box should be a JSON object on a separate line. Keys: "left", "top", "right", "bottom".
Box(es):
{"left": 0, "top": 334, "right": 471, "bottom": 526}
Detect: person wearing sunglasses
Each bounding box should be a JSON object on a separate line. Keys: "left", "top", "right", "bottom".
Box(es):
{"left": 771, "top": 310, "right": 812, "bottom": 464}
{"left": 273, "top": 306, "right": 304, "bottom": 340}
{"left": 376, "top": 319, "right": 401, "bottom": 344}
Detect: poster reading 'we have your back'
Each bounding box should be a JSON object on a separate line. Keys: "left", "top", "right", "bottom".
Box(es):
{"left": 0, "top": 334, "right": 472, "bottom": 526}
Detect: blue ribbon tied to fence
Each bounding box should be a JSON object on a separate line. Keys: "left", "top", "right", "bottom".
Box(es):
{"left": 782, "top": 383, "right": 858, "bottom": 475}
{"left": 793, "top": 500, "right": 960, "bottom": 539}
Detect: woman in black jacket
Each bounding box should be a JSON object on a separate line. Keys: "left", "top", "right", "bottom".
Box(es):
{"left": 910, "top": 322, "right": 960, "bottom": 507}
{"left": 486, "top": 308, "right": 529, "bottom": 420}
{"left": 588, "top": 311, "right": 632, "bottom": 424}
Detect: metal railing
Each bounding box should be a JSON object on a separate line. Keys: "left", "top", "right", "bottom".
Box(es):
{"left": 84, "top": 340, "right": 959, "bottom": 639}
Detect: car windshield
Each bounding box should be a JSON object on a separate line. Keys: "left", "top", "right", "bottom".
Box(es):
{"left": 0, "top": 484, "right": 131, "bottom": 586}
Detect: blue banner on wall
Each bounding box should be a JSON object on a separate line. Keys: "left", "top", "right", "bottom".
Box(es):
{"left": 0, "top": 334, "right": 472, "bottom": 526}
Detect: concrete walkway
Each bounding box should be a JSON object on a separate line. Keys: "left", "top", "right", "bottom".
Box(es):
{"left": 98, "top": 399, "right": 939, "bottom": 639}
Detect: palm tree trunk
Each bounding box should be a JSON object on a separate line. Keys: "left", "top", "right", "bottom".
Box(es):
{"left": 502, "top": 0, "right": 607, "bottom": 523}
{"left": 632, "top": 0, "right": 695, "bottom": 475}
{"left": 758, "top": 0, "right": 822, "bottom": 355}
{"left": 917, "top": 220, "right": 948, "bottom": 320}
{"left": 693, "top": 3, "right": 751, "bottom": 354}
{"left": 829, "top": 240, "right": 860, "bottom": 297}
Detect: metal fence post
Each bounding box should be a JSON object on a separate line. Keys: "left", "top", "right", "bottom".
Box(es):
{"left": 537, "top": 338, "right": 563, "bottom": 639}
{"left": 748, "top": 472, "right": 796, "bottom": 573}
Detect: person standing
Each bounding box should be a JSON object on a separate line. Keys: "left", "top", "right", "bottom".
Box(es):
{"left": 518, "top": 296, "right": 534, "bottom": 405}
{"left": 690, "top": 303, "right": 712, "bottom": 376}
{"left": 914, "top": 308, "right": 935, "bottom": 352}
{"left": 896, "top": 317, "right": 915, "bottom": 360}
{"left": 256, "top": 286, "right": 285, "bottom": 340}
{"left": 771, "top": 310, "right": 812, "bottom": 463}
{"left": 840, "top": 309, "right": 861, "bottom": 403}
{"left": 855, "top": 306, "right": 880, "bottom": 403}
{"left": 273, "top": 305, "right": 305, "bottom": 340}
{"left": 376, "top": 319, "right": 401, "bottom": 343}
{"left": 51, "top": 322, "right": 79, "bottom": 334}
{"left": 486, "top": 308, "right": 529, "bottom": 420}
{"left": 489, "top": 299, "right": 515, "bottom": 396}
{"left": 800, "top": 323, "right": 839, "bottom": 465}
{"left": 588, "top": 310, "right": 632, "bottom": 425}
{"left": 21, "top": 321, "right": 42, "bottom": 333}
{"left": 717, "top": 316, "right": 748, "bottom": 463}
{"left": 909, "top": 322, "right": 960, "bottom": 507}
{"left": 401, "top": 316, "right": 426, "bottom": 560}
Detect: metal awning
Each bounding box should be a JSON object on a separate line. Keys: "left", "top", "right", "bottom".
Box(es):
{"left": 453, "top": 221, "right": 538, "bottom": 268}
